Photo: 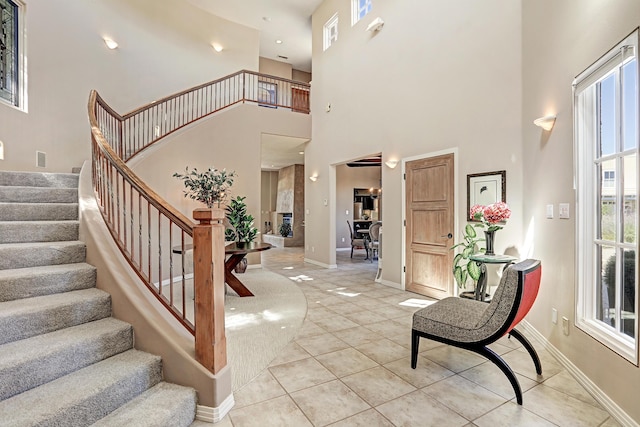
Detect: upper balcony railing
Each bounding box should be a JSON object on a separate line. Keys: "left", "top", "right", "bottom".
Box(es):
{"left": 104, "top": 70, "right": 310, "bottom": 162}
{"left": 88, "top": 70, "right": 310, "bottom": 374}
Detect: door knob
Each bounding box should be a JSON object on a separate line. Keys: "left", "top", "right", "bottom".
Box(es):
{"left": 441, "top": 233, "right": 453, "bottom": 239}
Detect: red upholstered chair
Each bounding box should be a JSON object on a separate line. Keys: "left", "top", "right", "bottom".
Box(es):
{"left": 411, "top": 259, "right": 542, "bottom": 404}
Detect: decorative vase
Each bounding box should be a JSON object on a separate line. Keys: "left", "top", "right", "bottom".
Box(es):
{"left": 234, "top": 258, "right": 248, "bottom": 273}
{"left": 484, "top": 230, "right": 496, "bottom": 256}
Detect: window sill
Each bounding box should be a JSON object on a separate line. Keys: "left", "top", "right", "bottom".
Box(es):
{"left": 576, "top": 318, "right": 638, "bottom": 365}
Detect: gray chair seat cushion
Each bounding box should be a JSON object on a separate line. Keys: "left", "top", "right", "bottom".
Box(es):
{"left": 412, "top": 298, "right": 488, "bottom": 343}
{"left": 412, "top": 265, "right": 521, "bottom": 344}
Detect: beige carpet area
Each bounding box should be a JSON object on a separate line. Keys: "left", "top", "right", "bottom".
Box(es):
{"left": 224, "top": 268, "right": 307, "bottom": 391}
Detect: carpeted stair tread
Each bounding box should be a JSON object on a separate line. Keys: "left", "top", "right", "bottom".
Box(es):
{"left": 0, "top": 171, "right": 79, "bottom": 188}
{"left": 0, "top": 349, "right": 162, "bottom": 427}
{"left": 91, "top": 382, "right": 196, "bottom": 427}
{"left": 0, "top": 240, "right": 86, "bottom": 270}
{"left": 0, "top": 186, "right": 78, "bottom": 203}
{"left": 0, "top": 263, "right": 96, "bottom": 302}
{"left": 0, "top": 202, "right": 78, "bottom": 221}
{"left": 0, "top": 220, "right": 79, "bottom": 243}
{"left": 0, "top": 317, "right": 133, "bottom": 400}
{"left": 0, "top": 288, "right": 111, "bottom": 345}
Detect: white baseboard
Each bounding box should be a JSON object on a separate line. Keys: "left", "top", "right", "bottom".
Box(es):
{"left": 379, "top": 278, "right": 402, "bottom": 290}
{"left": 153, "top": 273, "right": 194, "bottom": 289}
{"left": 335, "top": 248, "right": 351, "bottom": 252}
{"left": 195, "top": 393, "right": 235, "bottom": 423}
{"left": 521, "top": 321, "right": 638, "bottom": 427}
{"left": 304, "top": 258, "right": 337, "bottom": 269}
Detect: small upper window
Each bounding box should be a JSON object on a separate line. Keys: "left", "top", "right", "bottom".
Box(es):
{"left": 352, "top": 0, "right": 372, "bottom": 26}
{"left": 0, "top": 0, "right": 19, "bottom": 107}
{"left": 323, "top": 13, "right": 338, "bottom": 51}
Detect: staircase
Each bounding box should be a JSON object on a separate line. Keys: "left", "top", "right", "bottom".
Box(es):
{"left": 0, "top": 171, "right": 197, "bottom": 426}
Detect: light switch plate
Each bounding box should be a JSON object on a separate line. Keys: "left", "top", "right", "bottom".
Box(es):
{"left": 546, "top": 204, "right": 554, "bottom": 219}
{"left": 559, "top": 203, "right": 570, "bottom": 219}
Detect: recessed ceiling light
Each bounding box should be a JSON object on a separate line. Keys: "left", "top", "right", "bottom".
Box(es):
{"left": 299, "top": 151, "right": 304, "bottom": 155}
{"left": 263, "top": 16, "right": 272, "bottom": 22}
{"left": 275, "top": 39, "right": 283, "bottom": 44}
{"left": 211, "top": 43, "right": 223, "bottom": 52}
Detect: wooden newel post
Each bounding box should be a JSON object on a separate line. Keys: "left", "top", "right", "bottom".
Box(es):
{"left": 193, "top": 208, "right": 227, "bottom": 374}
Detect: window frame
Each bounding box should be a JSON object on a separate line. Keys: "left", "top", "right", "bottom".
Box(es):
{"left": 574, "top": 29, "right": 639, "bottom": 364}
{"left": 0, "top": 0, "right": 25, "bottom": 111}
{"left": 323, "top": 13, "right": 338, "bottom": 52}
{"left": 351, "top": 0, "right": 372, "bottom": 26}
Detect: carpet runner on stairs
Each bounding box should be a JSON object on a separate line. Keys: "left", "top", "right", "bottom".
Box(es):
{"left": 0, "top": 170, "right": 197, "bottom": 427}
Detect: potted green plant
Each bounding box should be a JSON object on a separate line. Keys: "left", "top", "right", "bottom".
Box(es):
{"left": 451, "top": 223, "right": 483, "bottom": 289}
{"left": 173, "top": 166, "right": 236, "bottom": 208}
{"left": 225, "top": 196, "right": 258, "bottom": 245}
{"left": 278, "top": 222, "right": 292, "bottom": 238}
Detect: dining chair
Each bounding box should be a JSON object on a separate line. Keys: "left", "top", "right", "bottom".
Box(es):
{"left": 411, "top": 259, "right": 542, "bottom": 404}
{"left": 347, "top": 220, "right": 368, "bottom": 258}
{"left": 368, "top": 222, "right": 381, "bottom": 262}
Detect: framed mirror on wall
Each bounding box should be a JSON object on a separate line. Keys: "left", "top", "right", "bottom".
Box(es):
{"left": 467, "top": 170, "right": 506, "bottom": 221}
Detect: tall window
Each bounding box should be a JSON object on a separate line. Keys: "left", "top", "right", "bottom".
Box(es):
{"left": 0, "top": 0, "right": 18, "bottom": 107}
{"left": 575, "top": 30, "right": 639, "bottom": 363}
{"left": 352, "top": 0, "right": 372, "bottom": 26}
{"left": 323, "top": 13, "right": 338, "bottom": 51}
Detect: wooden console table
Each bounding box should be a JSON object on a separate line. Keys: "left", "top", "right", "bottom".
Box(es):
{"left": 172, "top": 242, "right": 272, "bottom": 297}
{"left": 224, "top": 242, "right": 272, "bottom": 297}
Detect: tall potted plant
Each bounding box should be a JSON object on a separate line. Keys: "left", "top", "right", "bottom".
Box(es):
{"left": 225, "top": 196, "right": 258, "bottom": 245}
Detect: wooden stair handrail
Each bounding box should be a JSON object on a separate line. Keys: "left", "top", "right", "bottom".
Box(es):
{"left": 88, "top": 69, "right": 310, "bottom": 375}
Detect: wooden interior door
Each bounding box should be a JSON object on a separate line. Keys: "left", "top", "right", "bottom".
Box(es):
{"left": 405, "top": 153, "right": 455, "bottom": 299}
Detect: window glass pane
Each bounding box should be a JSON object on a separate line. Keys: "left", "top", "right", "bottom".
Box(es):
{"left": 622, "top": 248, "right": 636, "bottom": 338}
{"left": 623, "top": 59, "right": 638, "bottom": 151}
{"left": 623, "top": 154, "right": 637, "bottom": 244}
{"left": 599, "top": 245, "right": 617, "bottom": 328}
{"left": 600, "top": 73, "right": 616, "bottom": 156}
{"left": 358, "top": 0, "right": 372, "bottom": 19}
{"left": 0, "top": 0, "right": 18, "bottom": 104}
{"left": 600, "top": 159, "right": 617, "bottom": 241}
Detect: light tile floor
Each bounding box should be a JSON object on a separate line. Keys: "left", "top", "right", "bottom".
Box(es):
{"left": 216, "top": 248, "right": 619, "bottom": 427}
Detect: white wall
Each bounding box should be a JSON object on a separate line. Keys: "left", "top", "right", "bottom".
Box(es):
{"left": 129, "top": 103, "right": 311, "bottom": 263}
{"left": 308, "top": 0, "right": 523, "bottom": 284}
{"left": 0, "top": 0, "right": 260, "bottom": 173}
{"left": 522, "top": 0, "right": 640, "bottom": 421}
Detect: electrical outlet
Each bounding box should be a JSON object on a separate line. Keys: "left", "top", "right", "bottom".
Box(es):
{"left": 341, "top": 237, "right": 345, "bottom": 242}
{"left": 552, "top": 308, "right": 558, "bottom": 324}
{"left": 346, "top": 210, "right": 349, "bottom": 215}
{"left": 311, "top": 246, "right": 315, "bottom": 253}
{"left": 562, "top": 316, "right": 570, "bottom": 335}
{"left": 546, "top": 204, "right": 554, "bottom": 219}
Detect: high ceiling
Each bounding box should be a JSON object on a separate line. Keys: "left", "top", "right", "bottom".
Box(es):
{"left": 183, "top": 1, "right": 321, "bottom": 170}
{"left": 185, "top": 0, "right": 324, "bottom": 73}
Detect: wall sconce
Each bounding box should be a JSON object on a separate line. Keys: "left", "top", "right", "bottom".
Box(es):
{"left": 384, "top": 159, "right": 398, "bottom": 169}
{"left": 366, "top": 17, "right": 385, "bottom": 32}
{"left": 103, "top": 37, "right": 118, "bottom": 50}
{"left": 309, "top": 174, "right": 318, "bottom": 182}
{"left": 533, "top": 115, "right": 556, "bottom": 131}
{"left": 211, "top": 43, "right": 224, "bottom": 52}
